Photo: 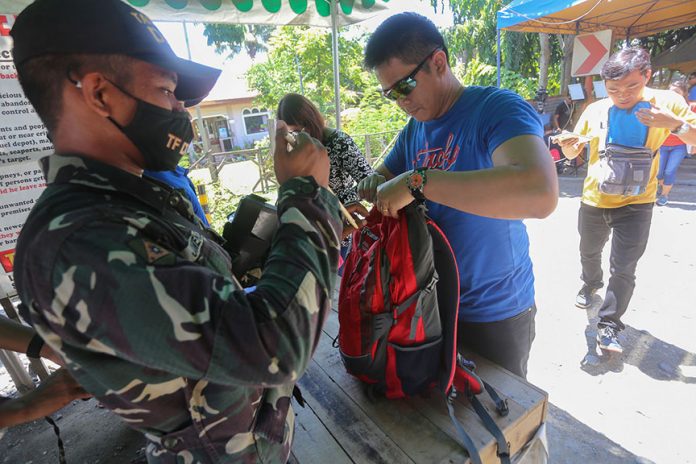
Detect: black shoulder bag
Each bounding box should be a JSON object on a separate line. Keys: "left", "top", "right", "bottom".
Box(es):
{"left": 597, "top": 110, "right": 656, "bottom": 196}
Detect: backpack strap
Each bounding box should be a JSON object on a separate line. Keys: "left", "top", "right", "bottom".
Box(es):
{"left": 453, "top": 359, "right": 511, "bottom": 463}
{"left": 468, "top": 394, "right": 511, "bottom": 464}
{"left": 393, "top": 274, "right": 438, "bottom": 316}
{"left": 446, "top": 395, "right": 483, "bottom": 464}
{"left": 483, "top": 380, "right": 509, "bottom": 417}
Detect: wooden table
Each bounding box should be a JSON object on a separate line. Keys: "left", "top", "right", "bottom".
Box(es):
{"left": 291, "top": 303, "right": 548, "bottom": 464}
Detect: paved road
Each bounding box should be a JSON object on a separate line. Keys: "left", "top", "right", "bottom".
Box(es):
{"left": 527, "top": 162, "right": 696, "bottom": 464}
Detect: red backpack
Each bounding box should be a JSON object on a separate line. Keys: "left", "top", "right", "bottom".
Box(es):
{"left": 338, "top": 203, "right": 511, "bottom": 464}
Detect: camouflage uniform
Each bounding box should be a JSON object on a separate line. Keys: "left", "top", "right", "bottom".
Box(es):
{"left": 14, "top": 154, "right": 342, "bottom": 463}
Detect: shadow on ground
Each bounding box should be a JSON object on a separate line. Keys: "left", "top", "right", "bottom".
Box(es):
{"left": 546, "top": 402, "right": 654, "bottom": 464}
{"left": 579, "top": 296, "right": 696, "bottom": 382}
{"left": 557, "top": 173, "right": 584, "bottom": 199}
{"left": 0, "top": 398, "right": 145, "bottom": 464}
{"left": 0, "top": 393, "right": 658, "bottom": 464}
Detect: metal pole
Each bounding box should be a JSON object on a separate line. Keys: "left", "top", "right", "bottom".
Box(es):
{"left": 183, "top": 21, "right": 211, "bottom": 156}
{"left": 0, "top": 350, "right": 34, "bottom": 393}
{"left": 330, "top": 0, "right": 341, "bottom": 131}
{"left": 496, "top": 29, "right": 502, "bottom": 88}
{"left": 1, "top": 299, "right": 49, "bottom": 381}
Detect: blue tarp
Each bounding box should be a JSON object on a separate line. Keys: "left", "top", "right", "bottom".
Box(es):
{"left": 497, "top": 0, "right": 583, "bottom": 30}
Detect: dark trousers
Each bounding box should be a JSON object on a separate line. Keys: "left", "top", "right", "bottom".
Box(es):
{"left": 458, "top": 305, "right": 536, "bottom": 378}
{"left": 578, "top": 202, "right": 653, "bottom": 331}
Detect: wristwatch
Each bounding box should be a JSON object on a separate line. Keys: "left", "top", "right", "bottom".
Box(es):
{"left": 406, "top": 168, "right": 428, "bottom": 202}
{"left": 671, "top": 121, "right": 690, "bottom": 136}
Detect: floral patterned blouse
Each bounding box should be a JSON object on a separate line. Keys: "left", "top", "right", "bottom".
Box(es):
{"left": 324, "top": 130, "right": 374, "bottom": 205}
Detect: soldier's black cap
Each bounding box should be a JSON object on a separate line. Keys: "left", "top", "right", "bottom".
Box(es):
{"left": 11, "top": 0, "right": 220, "bottom": 103}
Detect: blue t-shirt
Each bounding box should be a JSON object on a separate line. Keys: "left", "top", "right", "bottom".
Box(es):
{"left": 144, "top": 166, "right": 210, "bottom": 227}
{"left": 689, "top": 86, "right": 696, "bottom": 102}
{"left": 607, "top": 102, "right": 651, "bottom": 147}
{"left": 384, "top": 86, "right": 542, "bottom": 323}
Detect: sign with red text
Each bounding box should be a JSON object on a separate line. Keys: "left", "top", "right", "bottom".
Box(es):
{"left": 0, "top": 14, "right": 52, "bottom": 295}
{"left": 571, "top": 29, "right": 612, "bottom": 77}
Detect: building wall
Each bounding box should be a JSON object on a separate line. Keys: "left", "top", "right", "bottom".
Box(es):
{"left": 189, "top": 98, "right": 271, "bottom": 152}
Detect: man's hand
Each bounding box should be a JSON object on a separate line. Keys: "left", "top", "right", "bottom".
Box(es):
{"left": 357, "top": 173, "right": 386, "bottom": 203}
{"left": 40, "top": 344, "right": 65, "bottom": 367}
{"left": 0, "top": 368, "right": 91, "bottom": 427}
{"left": 636, "top": 103, "right": 684, "bottom": 131}
{"left": 556, "top": 135, "right": 586, "bottom": 160}
{"left": 274, "top": 120, "right": 329, "bottom": 187}
{"left": 375, "top": 171, "right": 414, "bottom": 218}
{"left": 341, "top": 202, "right": 369, "bottom": 240}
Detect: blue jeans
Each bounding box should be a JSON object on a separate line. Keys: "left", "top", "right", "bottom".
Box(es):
{"left": 658, "top": 144, "right": 687, "bottom": 186}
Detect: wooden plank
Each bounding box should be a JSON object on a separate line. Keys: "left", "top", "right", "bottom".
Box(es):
{"left": 461, "top": 350, "right": 548, "bottom": 413}
{"left": 407, "top": 384, "right": 544, "bottom": 463}
{"left": 457, "top": 351, "right": 548, "bottom": 458}
{"left": 298, "top": 360, "right": 413, "bottom": 464}
{"left": 311, "top": 327, "right": 470, "bottom": 463}
{"left": 322, "top": 309, "right": 511, "bottom": 462}
{"left": 324, "top": 300, "right": 547, "bottom": 463}
{"left": 291, "top": 392, "right": 353, "bottom": 464}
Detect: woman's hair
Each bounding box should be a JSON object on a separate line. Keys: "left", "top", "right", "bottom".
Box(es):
{"left": 276, "top": 93, "right": 325, "bottom": 141}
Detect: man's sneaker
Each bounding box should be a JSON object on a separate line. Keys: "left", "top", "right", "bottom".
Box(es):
{"left": 575, "top": 284, "right": 597, "bottom": 309}
{"left": 656, "top": 195, "right": 668, "bottom": 206}
{"left": 597, "top": 326, "right": 623, "bottom": 353}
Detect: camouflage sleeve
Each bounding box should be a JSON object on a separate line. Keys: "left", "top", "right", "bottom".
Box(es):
{"left": 34, "top": 176, "right": 341, "bottom": 388}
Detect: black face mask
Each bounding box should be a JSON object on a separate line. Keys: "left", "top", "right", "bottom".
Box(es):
{"left": 105, "top": 80, "right": 193, "bottom": 172}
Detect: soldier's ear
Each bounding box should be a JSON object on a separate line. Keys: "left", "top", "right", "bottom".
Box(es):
{"left": 76, "top": 73, "right": 121, "bottom": 118}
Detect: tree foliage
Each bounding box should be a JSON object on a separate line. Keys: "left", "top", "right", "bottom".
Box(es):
{"left": 245, "top": 27, "right": 373, "bottom": 127}
{"left": 434, "top": 0, "right": 561, "bottom": 96}
{"left": 633, "top": 26, "right": 695, "bottom": 57}
{"left": 439, "top": 0, "right": 694, "bottom": 96}
{"left": 203, "top": 24, "right": 273, "bottom": 59}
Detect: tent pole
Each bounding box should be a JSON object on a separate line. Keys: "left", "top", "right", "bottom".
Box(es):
{"left": 496, "top": 29, "right": 501, "bottom": 87}
{"left": 331, "top": 0, "right": 341, "bottom": 131}
{"left": 183, "top": 21, "right": 212, "bottom": 158}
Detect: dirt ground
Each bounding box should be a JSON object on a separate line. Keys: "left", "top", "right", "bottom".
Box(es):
{"left": 2, "top": 161, "right": 696, "bottom": 463}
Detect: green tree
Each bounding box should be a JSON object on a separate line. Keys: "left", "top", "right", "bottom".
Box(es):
{"left": 203, "top": 24, "right": 273, "bottom": 59}
{"left": 437, "top": 0, "right": 563, "bottom": 97}
{"left": 245, "top": 27, "right": 372, "bottom": 126}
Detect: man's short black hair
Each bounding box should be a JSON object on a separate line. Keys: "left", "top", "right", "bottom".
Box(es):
{"left": 600, "top": 47, "right": 651, "bottom": 81}
{"left": 16, "top": 54, "right": 134, "bottom": 133}
{"left": 364, "top": 12, "right": 448, "bottom": 70}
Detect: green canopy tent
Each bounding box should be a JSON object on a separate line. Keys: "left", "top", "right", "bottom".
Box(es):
{"left": 0, "top": 0, "right": 393, "bottom": 136}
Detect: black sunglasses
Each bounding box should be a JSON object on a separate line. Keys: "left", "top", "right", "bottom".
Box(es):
{"left": 381, "top": 48, "right": 442, "bottom": 102}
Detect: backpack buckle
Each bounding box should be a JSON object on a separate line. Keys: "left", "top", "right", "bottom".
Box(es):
{"left": 457, "top": 354, "right": 476, "bottom": 371}
{"left": 424, "top": 274, "right": 439, "bottom": 293}
{"left": 447, "top": 385, "right": 458, "bottom": 403}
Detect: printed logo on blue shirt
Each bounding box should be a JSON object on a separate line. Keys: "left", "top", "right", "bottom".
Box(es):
{"left": 415, "top": 133, "right": 460, "bottom": 170}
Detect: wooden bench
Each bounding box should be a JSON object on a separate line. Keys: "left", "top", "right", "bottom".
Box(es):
{"left": 292, "top": 304, "right": 548, "bottom": 463}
